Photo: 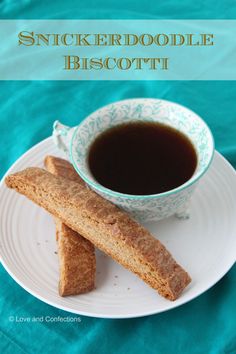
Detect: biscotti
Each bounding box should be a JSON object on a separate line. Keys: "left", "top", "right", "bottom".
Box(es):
{"left": 44, "top": 155, "right": 96, "bottom": 296}
{"left": 5, "top": 167, "right": 191, "bottom": 300}
{"left": 44, "top": 155, "right": 86, "bottom": 188}
{"left": 55, "top": 220, "right": 95, "bottom": 296}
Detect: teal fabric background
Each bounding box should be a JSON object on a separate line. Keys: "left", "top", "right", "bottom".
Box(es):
{"left": 0, "top": 2, "right": 236, "bottom": 354}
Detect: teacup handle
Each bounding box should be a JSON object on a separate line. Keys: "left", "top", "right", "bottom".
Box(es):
{"left": 53, "top": 120, "right": 74, "bottom": 158}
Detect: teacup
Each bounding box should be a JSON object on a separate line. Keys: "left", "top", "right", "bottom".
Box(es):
{"left": 53, "top": 98, "right": 214, "bottom": 222}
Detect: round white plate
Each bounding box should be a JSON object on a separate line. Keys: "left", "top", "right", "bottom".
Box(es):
{"left": 0, "top": 138, "right": 236, "bottom": 319}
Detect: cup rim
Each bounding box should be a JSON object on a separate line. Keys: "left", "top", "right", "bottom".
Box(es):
{"left": 70, "top": 98, "right": 215, "bottom": 200}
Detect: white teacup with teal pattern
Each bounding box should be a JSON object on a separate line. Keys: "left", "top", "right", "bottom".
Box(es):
{"left": 53, "top": 98, "right": 214, "bottom": 222}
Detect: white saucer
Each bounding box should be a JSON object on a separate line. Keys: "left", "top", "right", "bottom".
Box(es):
{"left": 0, "top": 138, "right": 236, "bottom": 318}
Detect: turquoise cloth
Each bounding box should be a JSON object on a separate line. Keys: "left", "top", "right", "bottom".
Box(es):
{"left": 1, "top": 2, "right": 236, "bottom": 354}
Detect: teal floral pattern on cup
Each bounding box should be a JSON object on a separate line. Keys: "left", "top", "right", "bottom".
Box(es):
{"left": 53, "top": 98, "right": 214, "bottom": 222}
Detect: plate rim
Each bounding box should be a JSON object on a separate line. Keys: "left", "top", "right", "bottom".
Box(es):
{"left": 0, "top": 137, "right": 236, "bottom": 319}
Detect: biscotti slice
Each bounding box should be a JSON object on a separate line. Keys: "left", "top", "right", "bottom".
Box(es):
{"left": 55, "top": 219, "right": 95, "bottom": 296}
{"left": 5, "top": 168, "right": 191, "bottom": 300}
{"left": 44, "top": 155, "right": 96, "bottom": 296}
{"left": 44, "top": 155, "right": 85, "bottom": 188}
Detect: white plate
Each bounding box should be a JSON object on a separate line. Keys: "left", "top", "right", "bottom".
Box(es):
{"left": 0, "top": 138, "right": 236, "bottom": 319}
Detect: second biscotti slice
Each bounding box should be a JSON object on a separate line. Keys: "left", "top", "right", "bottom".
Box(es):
{"left": 5, "top": 167, "right": 191, "bottom": 301}
{"left": 55, "top": 219, "right": 95, "bottom": 296}
{"left": 44, "top": 155, "right": 96, "bottom": 296}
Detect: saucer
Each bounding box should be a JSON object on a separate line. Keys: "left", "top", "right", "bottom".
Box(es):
{"left": 0, "top": 138, "right": 235, "bottom": 318}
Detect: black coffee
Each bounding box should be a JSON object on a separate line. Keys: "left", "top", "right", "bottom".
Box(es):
{"left": 88, "top": 121, "right": 197, "bottom": 195}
